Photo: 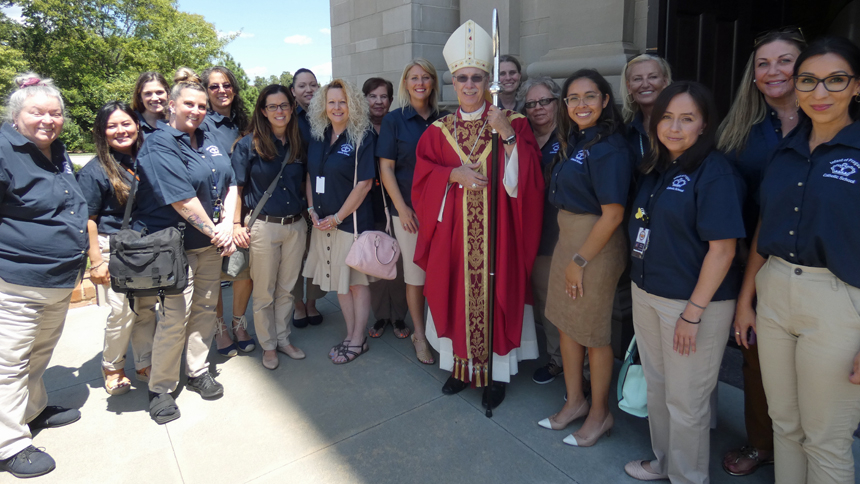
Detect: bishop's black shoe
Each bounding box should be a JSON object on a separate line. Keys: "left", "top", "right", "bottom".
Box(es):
{"left": 441, "top": 375, "right": 468, "bottom": 395}
{"left": 481, "top": 381, "right": 506, "bottom": 409}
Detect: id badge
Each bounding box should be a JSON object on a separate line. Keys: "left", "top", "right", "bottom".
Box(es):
{"left": 212, "top": 198, "right": 222, "bottom": 224}
{"left": 632, "top": 227, "right": 650, "bottom": 259}
{"left": 316, "top": 176, "right": 326, "bottom": 194}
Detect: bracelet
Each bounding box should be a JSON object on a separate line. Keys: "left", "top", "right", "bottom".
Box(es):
{"left": 233, "top": 222, "right": 241, "bottom": 225}
{"left": 90, "top": 261, "right": 105, "bottom": 271}
{"left": 688, "top": 299, "right": 707, "bottom": 310}
{"left": 307, "top": 207, "right": 315, "bottom": 213}
{"left": 333, "top": 213, "right": 342, "bottom": 225}
{"left": 679, "top": 313, "right": 701, "bottom": 324}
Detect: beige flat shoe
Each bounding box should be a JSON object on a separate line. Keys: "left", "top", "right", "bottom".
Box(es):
{"left": 277, "top": 344, "right": 306, "bottom": 360}
{"left": 262, "top": 350, "right": 279, "bottom": 370}
{"left": 624, "top": 460, "right": 668, "bottom": 481}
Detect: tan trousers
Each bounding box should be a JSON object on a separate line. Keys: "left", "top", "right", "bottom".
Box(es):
{"left": 532, "top": 255, "right": 562, "bottom": 367}
{"left": 249, "top": 219, "right": 305, "bottom": 351}
{"left": 631, "top": 282, "right": 734, "bottom": 484}
{"left": 98, "top": 235, "right": 156, "bottom": 372}
{"left": 756, "top": 257, "right": 860, "bottom": 484}
{"left": 290, "top": 218, "right": 327, "bottom": 302}
{"left": 0, "top": 277, "right": 73, "bottom": 459}
{"left": 144, "top": 246, "right": 221, "bottom": 394}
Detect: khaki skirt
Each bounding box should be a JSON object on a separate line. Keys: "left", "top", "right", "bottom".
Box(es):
{"left": 303, "top": 227, "right": 373, "bottom": 294}
{"left": 545, "top": 211, "right": 627, "bottom": 347}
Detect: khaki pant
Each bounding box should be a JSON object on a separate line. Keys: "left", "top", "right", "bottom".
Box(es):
{"left": 249, "top": 219, "right": 305, "bottom": 351}
{"left": 0, "top": 277, "right": 73, "bottom": 459}
{"left": 98, "top": 235, "right": 156, "bottom": 372}
{"left": 631, "top": 282, "right": 734, "bottom": 484}
{"left": 532, "top": 255, "right": 561, "bottom": 367}
{"left": 144, "top": 246, "right": 221, "bottom": 394}
{"left": 756, "top": 257, "right": 860, "bottom": 484}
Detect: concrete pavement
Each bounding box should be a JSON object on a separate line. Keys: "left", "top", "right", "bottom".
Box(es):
{"left": 9, "top": 289, "right": 859, "bottom": 484}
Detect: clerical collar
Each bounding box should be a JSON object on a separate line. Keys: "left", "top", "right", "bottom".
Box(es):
{"left": 459, "top": 103, "right": 486, "bottom": 121}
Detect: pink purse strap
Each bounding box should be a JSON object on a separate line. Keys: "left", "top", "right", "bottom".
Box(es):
{"left": 352, "top": 138, "right": 361, "bottom": 241}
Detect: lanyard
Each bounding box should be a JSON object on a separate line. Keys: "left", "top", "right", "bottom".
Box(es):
{"left": 639, "top": 165, "right": 678, "bottom": 229}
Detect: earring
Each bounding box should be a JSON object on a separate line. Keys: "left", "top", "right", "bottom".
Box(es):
{"left": 11, "top": 123, "right": 17, "bottom": 130}
{"left": 795, "top": 98, "right": 799, "bottom": 107}
{"left": 854, "top": 93, "right": 860, "bottom": 102}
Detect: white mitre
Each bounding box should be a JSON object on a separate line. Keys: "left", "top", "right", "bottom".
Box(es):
{"left": 442, "top": 20, "right": 493, "bottom": 74}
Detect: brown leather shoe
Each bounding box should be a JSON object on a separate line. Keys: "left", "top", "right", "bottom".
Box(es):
{"left": 722, "top": 446, "right": 773, "bottom": 476}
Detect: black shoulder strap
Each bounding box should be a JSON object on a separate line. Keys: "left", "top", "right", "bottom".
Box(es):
{"left": 121, "top": 159, "right": 139, "bottom": 230}
{"left": 246, "top": 145, "right": 292, "bottom": 229}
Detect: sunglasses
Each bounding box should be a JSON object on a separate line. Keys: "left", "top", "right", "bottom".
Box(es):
{"left": 523, "top": 98, "right": 557, "bottom": 109}
{"left": 208, "top": 83, "right": 233, "bottom": 92}
{"left": 753, "top": 26, "right": 805, "bottom": 48}
{"left": 454, "top": 74, "right": 486, "bottom": 84}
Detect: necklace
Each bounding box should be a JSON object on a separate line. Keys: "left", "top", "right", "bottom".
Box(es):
{"left": 453, "top": 109, "right": 489, "bottom": 166}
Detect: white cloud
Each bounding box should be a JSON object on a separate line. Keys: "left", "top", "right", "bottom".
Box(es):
{"left": 284, "top": 35, "right": 313, "bottom": 45}
{"left": 245, "top": 66, "right": 268, "bottom": 78}
{"left": 311, "top": 61, "right": 333, "bottom": 83}
{"left": 320, "top": 28, "right": 331, "bottom": 34}
{"left": 239, "top": 32, "right": 254, "bottom": 38}
{"left": 217, "top": 30, "right": 254, "bottom": 40}
{"left": 1, "top": 6, "right": 24, "bottom": 24}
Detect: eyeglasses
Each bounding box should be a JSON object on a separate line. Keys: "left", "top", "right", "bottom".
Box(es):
{"left": 208, "top": 83, "right": 233, "bottom": 92}
{"left": 454, "top": 74, "right": 485, "bottom": 84}
{"left": 754, "top": 26, "right": 805, "bottom": 48}
{"left": 564, "top": 93, "right": 601, "bottom": 106}
{"left": 794, "top": 74, "right": 857, "bottom": 92}
{"left": 265, "top": 103, "right": 292, "bottom": 112}
{"left": 523, "top": 98, "right": 557, "bottom": 109}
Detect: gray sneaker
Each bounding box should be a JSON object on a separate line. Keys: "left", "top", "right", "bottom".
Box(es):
{"left": 186, "top": 372, "right": 224, "bottom": 399}
{"left": 532, "top": 361, "right": 564, "bottom": 384}
{"left": 0, "top": 446, "right": 55, "bottom": 478}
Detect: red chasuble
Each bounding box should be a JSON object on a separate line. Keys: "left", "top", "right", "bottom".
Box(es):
{"left": 413, "top": 102, "right": 544, "bottom": 386}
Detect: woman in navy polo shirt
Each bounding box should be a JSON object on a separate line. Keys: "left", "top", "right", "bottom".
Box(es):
{"left": 621, "top": 55, "right": 672, "bottom": 167}
{"left": 132, "top": 76, "right": 237, "bottom": 424}
{"left": 131, "top": 71, "right": 169, "bottom": 138}
{"left": 623, "top": 81, "right": 746, "bottom": 483}
{"left": 304, "top": 79, "right": 375, "bottom": 364}
{"left": 538, "top": 69, "right": 631, "bottom": 448}
{"left": 716, "top": 28, "right": 806, "bottom": 477}
{"left": 742, "top": 36, "right": 860, "bottom": 484}
{"left": 77, "top": 101, "right": 155, "bottom": 395}
{"left": 0, "top": 73, "right": 87, "bottom": 478}
{"left": 232, "top": 84, "right": 307, "bottom": 370}
{"left": 289, "top": 68, "right": 326, "bottom": 329}
{"left": 377, "top": 58, "right": 447, "bottom": 364}
{"left": 199, "top": 66, "right": 257, "bottom": 358}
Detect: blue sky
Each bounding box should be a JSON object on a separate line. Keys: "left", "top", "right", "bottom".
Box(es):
{"left": 2, "top": 1, "right": 333, "bottom": 82}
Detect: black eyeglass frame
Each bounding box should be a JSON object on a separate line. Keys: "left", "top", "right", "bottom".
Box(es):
{"left": 793, "top": 74, "right": 858, "bottom": 92}
{"left": 523, "top": 97, "right": 558, "bottom": 109}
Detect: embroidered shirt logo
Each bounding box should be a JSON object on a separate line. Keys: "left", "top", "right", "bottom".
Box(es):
{"left": 824, "top": 158, "right": 859, "bottom": 184}
{"left": 337, "top": 144, "right": 354, "bottom": 156}
{"left": 206, "top": 145, "right": 223, "bottom": 157}
{"left": 667, "top": 174, "right": 690, "bottom": 192}
{"left": 570, "top": 149, "right": 588, "bottom": 164}
{"left": 550, "top": 142, "right": 560, "bottom": 155}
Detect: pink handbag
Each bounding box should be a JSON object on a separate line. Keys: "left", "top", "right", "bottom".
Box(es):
{"left": 344, "top": 138, "right": 401, "bottom": 280}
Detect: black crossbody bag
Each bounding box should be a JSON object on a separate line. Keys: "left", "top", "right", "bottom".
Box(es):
{"left": 109, "top": 158, "right": 189, "bottom": 307}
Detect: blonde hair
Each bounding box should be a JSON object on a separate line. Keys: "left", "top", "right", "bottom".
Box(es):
{"left": 396, "top": 58, "right": 440, "bottom": 115}
{"left": 717, "top": 33, "right": 806, "bottom": 154}
{"left": 6, "top": 72, "right": 64, "bottom": 122}
{"left": 170, "top": 67, "right": 205, "bottom": 101}
{"left": 308, "top": 79, "right": 370, "bottom": 147}
{"left": 173, "top": 67, "right": 200, "bottom": 85}
{"left": 621, "top": 54, "right": 673, "bottom": 123}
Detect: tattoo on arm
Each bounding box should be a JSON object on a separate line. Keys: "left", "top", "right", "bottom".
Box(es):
{"left": 182, "top": 208, "right": 215, "bottom": 236}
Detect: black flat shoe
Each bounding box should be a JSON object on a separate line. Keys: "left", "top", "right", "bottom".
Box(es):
{"left": 293, "top": 315, "right": 309, "bottom": 328}
{"left": 441, "top": 375, "right": 468, "bottom": 395}
{"left": 308, "top": 314, "right": 324, "bottom": 326}
{"left": 481, "top": 382, "right": 506, "bottom": 409}
{"left": 28, "top": 406, "right": 81, "bottom": 431}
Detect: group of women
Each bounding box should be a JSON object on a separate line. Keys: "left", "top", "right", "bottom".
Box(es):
{"left": 1, "top": 27, "right": 859, "bottom": 483}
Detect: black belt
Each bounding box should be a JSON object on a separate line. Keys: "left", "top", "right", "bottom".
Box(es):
{"left": 257, "top": 213, "right": 302, "bottom": 225}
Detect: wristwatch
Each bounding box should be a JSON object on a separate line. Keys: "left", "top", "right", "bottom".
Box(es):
{"left": 572, "top": 253, "right": 588, "bottom": 268}
{"left": 502, "top": 133, "right": 517, "bottom": 145}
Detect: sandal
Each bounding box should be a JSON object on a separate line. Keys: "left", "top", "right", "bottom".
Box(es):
{"left": 232, "top": 316, "right": 256, "bottom": 352}
{"left": 411, "top": 335, "right": 435, "bottom": 365}
{"left": 136, "top": 366, "right": 151, "bottom": 383}
{"left": 148, "top": 392, "right": 180, "bottom": 425}
{"left": 329, "top": 339, "right": 350, "bottom": 359}
{"left": 368, "top": 319, "right": 389, "bottom": 338}
{"left": 392, "top": 319, "right": 411, "bottom": 339}
{"left": 333, "top": 338, "right": 369, "bottom": 365}
{"left": 101, "top": 367, "right": 131, "bottom": 396}
{"left": 214, "top": 317, "right": 238, "bottom": 357}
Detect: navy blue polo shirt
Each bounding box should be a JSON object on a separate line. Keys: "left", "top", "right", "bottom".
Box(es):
{"left": 200, "top": 110, "right": 240, "bottom": 154}
{"left": 132, "top": 124, "right": 235, "bottom": 250}
{"left": 538, "top": 131, "right": 561, "bottom": 256}
{"left": 306, "top": 128, "right": 375, "bottom": 234}
{"left": 76, "top": 151, "right": 134, "bottom": 234}
{"left": 629, "top": 151, "right": 746, "bottom": 301}
{"left": 758, "top": 119, "right": 860, "bottom": 288}
{"left": 376, "top": 106, "right": 447, "bottom": 215}
{"left": 726, "top": 107, "right": 788, "bottom": 240}
{"left": 296, "top": 105, "right": 311, "bottom": 144}
{"left": 136, "top": 111, "right": 162, "bottom": 140}
{"left": 548, "top": 127, "right": 633, "bottom": 216}
{"left": 232, "top": 133, "right": 306, "bottom": 218}
{"left": 626, "top": 112, "right": 649, "bottom": 168}
{"left": 0, "top": 123, "right": 88, "bottom": 288}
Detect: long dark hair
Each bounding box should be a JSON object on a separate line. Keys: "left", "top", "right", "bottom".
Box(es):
{"left": 641, "top": 81, "right": 718, "bottom": 175}
{"left": 242, "top": 84, "right": 302, "bottom": 163}
{"left": 201, "top": 66, "right": 249, "bottom": 132}
{"left": 548, "top": 69, "right": 623, "bottom": 180}
{"left": 93, "top": 101, "right": 142, "bottom": 205}
{"left": 794, "top": 36, "right": 860, "bottom": 121}
{"left": 131, "top": 71, "right": 169, "bottom": 116}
